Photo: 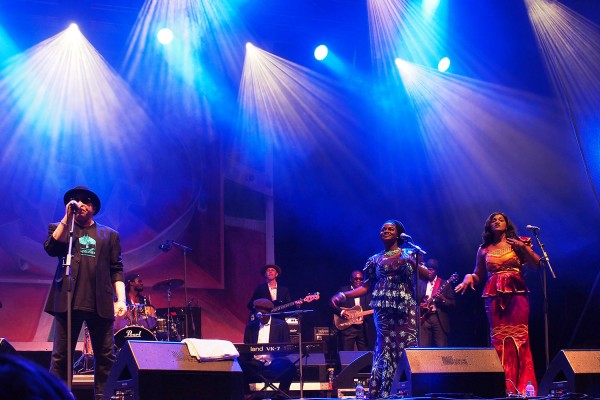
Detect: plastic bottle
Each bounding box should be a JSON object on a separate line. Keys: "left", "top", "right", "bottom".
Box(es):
{"left": 355, "top": 381, "right": 365, "bottom": 399}
{"left": 328, "top": 367, "right": 334, "bottom": 391}
{"left": 525, "top": 381, "right": 535, "bottom": 397}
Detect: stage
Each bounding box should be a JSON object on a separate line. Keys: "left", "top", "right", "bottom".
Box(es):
{"left": 9, "top": 342, "right": 600, "bottom": 400}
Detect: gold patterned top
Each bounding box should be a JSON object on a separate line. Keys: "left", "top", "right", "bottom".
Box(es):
{"left": 482, "top": 244, "right": 528, "bottom": 299}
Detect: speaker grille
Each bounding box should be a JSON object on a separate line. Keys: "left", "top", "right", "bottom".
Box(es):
{"left": 396, "top": 347, "right": 506, "bottom": 398}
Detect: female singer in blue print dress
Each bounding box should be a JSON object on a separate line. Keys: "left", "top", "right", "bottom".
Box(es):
{"left": 331, "top": 220, "right": 430, "bottom": 399}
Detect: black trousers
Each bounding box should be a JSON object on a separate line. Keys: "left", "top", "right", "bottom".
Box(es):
{"left": 420, "top": 312, "right": 448, "bottom": 347}
{"left": 338, "top": 324, "right": 369, "bottom": 351}
{"left": 49, "top": 311, "right": 115, "bottom": 398}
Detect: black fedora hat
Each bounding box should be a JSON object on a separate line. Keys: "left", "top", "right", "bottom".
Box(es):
{"left": 63, "top": 186, "right": 101, "bottom": 215}
{"left": 261, "top": 264, "right": 282, "bottom": 275}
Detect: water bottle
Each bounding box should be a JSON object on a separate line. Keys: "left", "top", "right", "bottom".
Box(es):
{"left": 525, "top": 381, "right": 535, "bottom": 397}
{"left": 327, "top": 367, "right": 334, "bottom": 391}
{"left": 355, "top": 380, "right": 365, "bottom": 399}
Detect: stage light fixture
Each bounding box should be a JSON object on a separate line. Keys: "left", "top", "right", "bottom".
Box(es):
{"left": 423, "top": 0, "right": 441, "bottom": 16}
{"left": 65, "top": 23, "right": 81, "bottom": 40}
{"left": 395, "top": 57, "right": 411, "bottom": 74}
{"left": 314, "top": 45, "right": 328, "bottom": 61}
{"left": 157, "top": 28, "right": 174, "bottom": 45}
{"left": 438, "top": 57, "right": 450, "bottom": 72}
{"left": 246, "top": 42, "right": 255, "bottom": 53}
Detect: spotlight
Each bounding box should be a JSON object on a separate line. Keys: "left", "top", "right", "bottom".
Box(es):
{"left": 437, "top": 57, "right": 450, "bottom": 72}
{"left": 395, "top": 58, "right": 411, "bottom": 74}
{"left": 157, "top": 28, "right": 174, "bottom": 45}
{"left": 65, "top": 23, "right": 82, "bottom": 42}
{"left": 423, "top": 0, "right": 441, "bottom": 16}
{"left": 314, "top": 45, "right": 328, "bottom": 61}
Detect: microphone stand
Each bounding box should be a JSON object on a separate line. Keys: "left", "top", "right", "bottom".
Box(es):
{"left": 166, "top": 241, "right": 193, "bottom": 338}
{"left": 269, "top": 309, "right": 313, "bottom": 399}
{"left": 530, "top": 228, "right": 556, "bottom": 368}
{"left": 64, "top": 214, "right": 76, "bottom": 391}
{"left": 403, "top": 238, "right": 427, "bottom": 347}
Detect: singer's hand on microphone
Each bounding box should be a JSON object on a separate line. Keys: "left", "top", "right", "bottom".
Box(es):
{"left": 66, "top": 200, "right": 81, "bottom": 215}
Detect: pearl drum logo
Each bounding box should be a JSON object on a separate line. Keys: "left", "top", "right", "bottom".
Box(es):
{"left": 124, "top": 329, "right": 143, "bottom": 338}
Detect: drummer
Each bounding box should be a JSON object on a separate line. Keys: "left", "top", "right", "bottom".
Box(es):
{"left": 125, "top": 273, "right": 149, "bottom": 305}
{"left": 121, "top": 273, "right": 157, "bottom": 330}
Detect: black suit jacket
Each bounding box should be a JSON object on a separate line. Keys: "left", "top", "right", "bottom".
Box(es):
{"left": 247, "top": 282, "right": 292, "bottom": 310}
{"left": 244, "top": 317, "right": 291, "bottom": 344}
{"left": 419, "top": 277, "right": 456, "bottom": 333}
{"left": 44, "top": 222, "right": 124, "bottom": 320}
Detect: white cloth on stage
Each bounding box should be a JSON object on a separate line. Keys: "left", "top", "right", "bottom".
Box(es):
{"left": 182, "top": 338, "right": 239, "bottom": 361}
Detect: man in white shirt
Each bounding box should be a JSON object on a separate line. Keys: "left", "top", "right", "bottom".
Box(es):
{"left": 418, "top": 259, "right": 456, "bottom": 347}
{"left": 332, "top": 270, "right": 375, "bottom": 351}
{"left": 240, "top": 298, "right": 296, "bottom": 399}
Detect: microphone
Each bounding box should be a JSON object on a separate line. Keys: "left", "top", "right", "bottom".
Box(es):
{"left": 400, "top": 233, "right": 413, "bottom": 241}
{"left": 69, "top": 202, "right": 80, "bottom": 212}
{"left": 256, "top": 312, "right": 269, "bottom": 318}
{"left": 400, "top": 233, "right": 427, "bottom": 254}
{"left": 526, "top": 225, "right": 541, "bottom": 231}
{"left": 158, "top": 240, "right": 171, "bottom": 252}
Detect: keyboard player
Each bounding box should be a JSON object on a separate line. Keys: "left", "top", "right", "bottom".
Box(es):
{"left": 239, "top": 298, "right": 296, "bottom": 399}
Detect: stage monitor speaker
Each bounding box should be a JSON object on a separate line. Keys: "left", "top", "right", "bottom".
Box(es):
{"left": 104, "top": 341, "right": 243, "bottom": 400}
{"left": 334, "top": 351, "right": 373, "bottom": 390}
{"left": 539, "top": 350, "right": 600, "bottom": 397}
{"left": 0, "top": 338, "right": 16, "bottom": 354}
{"left": 288, "top": 352, "right": 327, "bottom": 381}
{"left": 393, "top": 347, "right": 506, "bottom": 398}
{"left": 339, "top": 350, "right": 372, "bottom": 370}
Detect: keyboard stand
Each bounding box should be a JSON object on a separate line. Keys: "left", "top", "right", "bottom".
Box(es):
{"left": 244, "top": 358, "right": 297, "bottom": 399}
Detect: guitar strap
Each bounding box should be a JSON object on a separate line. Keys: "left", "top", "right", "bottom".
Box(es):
{"left": 432, "top": 278, "right": 441, "bottom": 294}
{"left": 426, "top": 277, "right": 440, "bottom": 299}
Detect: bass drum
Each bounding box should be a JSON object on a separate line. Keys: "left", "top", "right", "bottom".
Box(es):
{"left": 114, "top": 326, "right": 156, "bottom": 349}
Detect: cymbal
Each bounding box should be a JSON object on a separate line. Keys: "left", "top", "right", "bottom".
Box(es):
{"left": 152, "top": 278, "right": 184, "bottom": 292}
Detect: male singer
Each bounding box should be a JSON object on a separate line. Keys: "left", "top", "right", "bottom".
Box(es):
{"left": 44, "top": 186, "right": 126, "bottom": 398}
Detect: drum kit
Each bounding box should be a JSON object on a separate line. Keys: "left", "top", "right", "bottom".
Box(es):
{"left": 114, "top": 277, "right": 186, "bottom": 347}
{"left": 74, "top": 278, "right": 186, "bottom": 374}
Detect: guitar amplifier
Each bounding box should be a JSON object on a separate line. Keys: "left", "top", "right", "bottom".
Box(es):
{"left": 314, "top": 327, "right": 334, "bottom": 341}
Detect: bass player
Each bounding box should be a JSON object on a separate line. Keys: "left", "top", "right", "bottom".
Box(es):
{"left": 332, "top": 270, "right": 375, "bottom": 351}
{"left": 418, "top": 259, "right": 456, "bottom": 347}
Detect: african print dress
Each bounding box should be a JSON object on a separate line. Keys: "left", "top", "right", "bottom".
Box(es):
{"left": 363, "top": 248, "right": 418, "bottom": 399}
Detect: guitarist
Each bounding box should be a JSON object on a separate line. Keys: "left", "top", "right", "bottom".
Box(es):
{"left": 247, "top": 264, "right": 298, "bottom": 311}
{"left": 332, "top": 270, "right": 375, "bottom": 351}
{"left": 418, "top": 259, "right": 455, "bottom": 347}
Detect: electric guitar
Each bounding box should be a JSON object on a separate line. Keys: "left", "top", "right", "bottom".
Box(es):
{"left": 419, "top": 273, "right": 459, "bottom": 323}
{"left": 333, "top": 305, "right": 374, "bottom": 331}
{"left": 272, "top": 292, "right": 320, "bottom": 313}
{"left": 250, "top": 292, "right": 320, "bottom": 321}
